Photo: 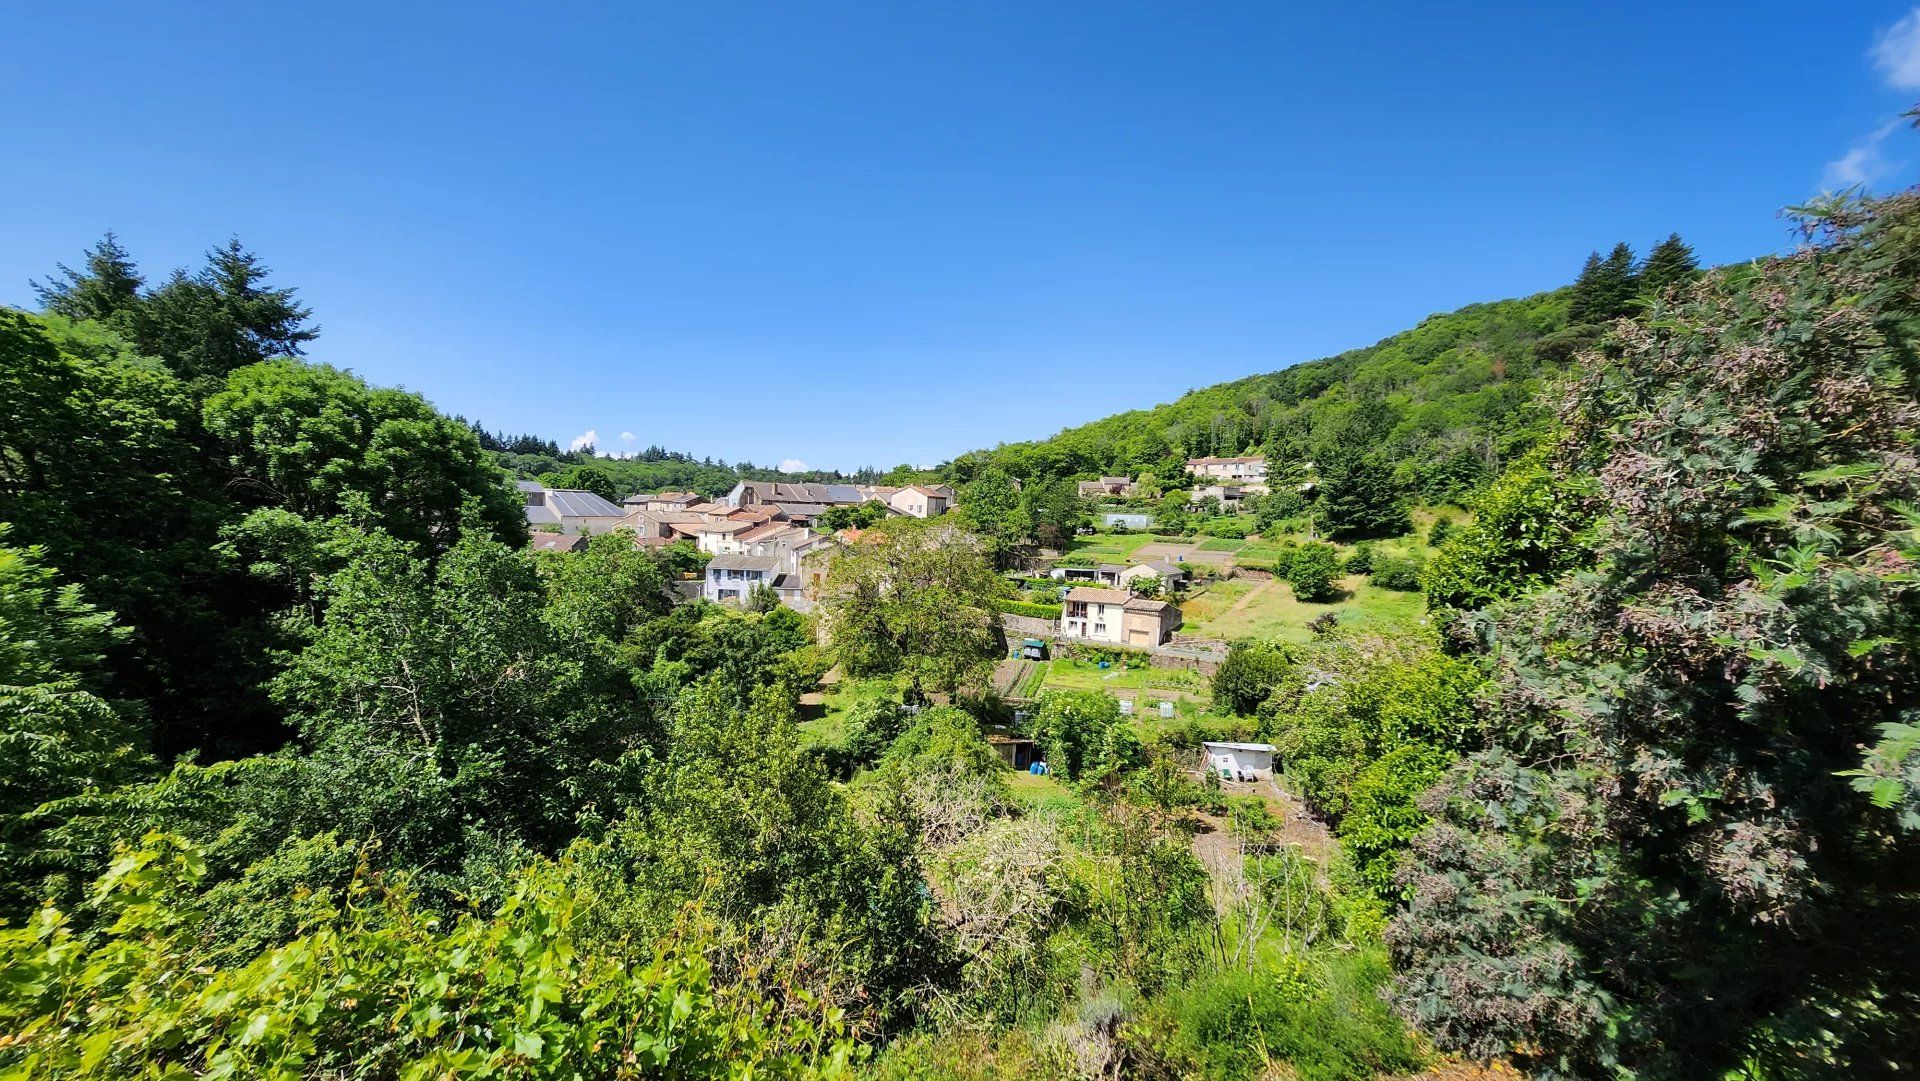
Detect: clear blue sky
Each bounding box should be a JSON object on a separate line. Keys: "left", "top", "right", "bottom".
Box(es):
{"left": 4, "top": 2, "right": 1917, "bottom": 472}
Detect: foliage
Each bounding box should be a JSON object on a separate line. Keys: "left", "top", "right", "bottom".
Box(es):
{"left": 992, "top": 598, "right": 1062, "bottom": 619}
{"left": 1366, "top": 553, "right": 1424, "bottom": 592}
{"left": 539, "top": 462, "right": 619, "bottom": 500}
{"left": 1422, "top": 455, "right": 1596, "bottom": 611}
{"left": 1026, "top": 690, "right": 1139, "bottom": 784}
{"left": 0, "top": 532, "right": 151, "bottom": 914}
{"left": 0, "top": 833, "right": 859, "bottom": 1079}
{"left": 1282, "top": 543, "right": 1343, "bottom": 603}
{"left": 1566, "top": 241, "right": 1639, "bottom": 325}
{"left": 818, "top": 521, "right": 1000, "bottom": 694}
{"left": 1389, "top": 192, "right": 1920, "bottom": 1078}
{"left": 1315, "top": 446, "right": 1410, "bottom": 540}
{"left": 818, "top": 499, "right": 888, "bottom": 532}
{"left": 1211, "top": 639, "right": 1298, "bottom": 716}
{"left": 1022, "top": 477, "right": 1087, "bottom": 549}
{"left": 958, "top": 466, "right": 1031, "bottom": 564}
{"left": 204, "top": 360, "right": 525, "bottom": 552}
{"left": 1269, "top": 635, "right": 1485, "bottom": 902}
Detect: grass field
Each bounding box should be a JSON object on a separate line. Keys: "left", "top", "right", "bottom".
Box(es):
{"left": 1197, "top": 536, "right": 1248, "bottom": 552}
{"left": 1038, "top": 655, "right": 1210, "bottom": 701}
{"left": 1064, "top": 531, "right": 1192, "bottom": 562}
{"left": 1181, "top": 575, "right": 1426, "bottom": 643}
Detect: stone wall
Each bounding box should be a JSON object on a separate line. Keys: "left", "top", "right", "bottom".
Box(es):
{"left": 999, "top": 613, "right": 1056, "bottom": 639}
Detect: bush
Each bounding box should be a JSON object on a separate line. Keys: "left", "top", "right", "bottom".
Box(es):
{"left": 1132, "top": 949, "right": 1422, "bottom": 1081}
{"left": 1367, "top": 554, "right": 1424, "bottom": 592}
{"left": 993, "top": 598, "right": 1062, "bottom": 620}
{"left": 1283, "top": 543, "right": 1342, "bottom": 603}
{"left": 1196, "top": 517, "right": 1251, "bottom": 539}
{"left": 1343, "top": 542, "right": 1376, "bottom": 575}
{"left": 1212, "top": 640, "right": 1298, "bottom": 716}
{"left": 1425, "top": 515, "right": 1454, "bottom": 548}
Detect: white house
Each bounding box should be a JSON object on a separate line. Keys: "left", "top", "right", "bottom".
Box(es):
{"left": 1186, "top": 456, "right": 1269, "bottom": 490}
{"left": 1059, "top": 587, "right": 1183, "bottom": 647}
{"left": 1202, "top": 741, "right": 1275, "bottom": 781}
{"left": 704, "top": 553, "right": 782, "bottom": 604}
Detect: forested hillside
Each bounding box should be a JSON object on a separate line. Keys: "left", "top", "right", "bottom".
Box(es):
{"left": 947, "top": 233, "right": 1703, "bottom": 504}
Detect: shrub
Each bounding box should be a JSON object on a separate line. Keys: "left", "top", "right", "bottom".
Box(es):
{"left": 1283, "top": 542, "right": 1342, "bottom": 603}
{"left": 993, "top": 598, "right": 1062, "bottom": 620}
{"left": 1211, "top": 640, "right": 1298, "bottom": 716}
{"left": 1367, "top": 554, "right": 1424, "bottom": 592}
{"left": 1343, "top": 542, "right": 1376, "bottom": 575}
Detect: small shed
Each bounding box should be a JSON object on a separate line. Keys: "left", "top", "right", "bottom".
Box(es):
{"left": 1202, "top": 741, "right": 1276, "bottom": 781}
{"left": 987, "top": 734, "right": 1037, "bottom": 771}
{"left": 1020, "top": 637, "right": 1050, "bottom": 660}
{"left": 1100, "top": 512, "right": 1154, "bottom": 530}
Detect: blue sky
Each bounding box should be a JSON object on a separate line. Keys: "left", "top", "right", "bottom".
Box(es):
{"left": 4, "top": 2, "right": 1918, "bottom": 472}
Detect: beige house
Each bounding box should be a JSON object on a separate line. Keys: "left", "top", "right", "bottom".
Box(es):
{"left": 1185, "top": 456, "right": 1268, "bottom": 491}
{"left": 888, "top": 484, "right": 953, "bottom": 519}
{"left": 1059, "top": 587, "right": 1183, "bottom": 648}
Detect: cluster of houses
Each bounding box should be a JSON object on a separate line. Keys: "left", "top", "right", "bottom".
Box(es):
{"left": 519, "top": 476, "right": 957, "bottom": 611}
{"left": 1072, "top": 457, "right": 1272, "bottom": 513}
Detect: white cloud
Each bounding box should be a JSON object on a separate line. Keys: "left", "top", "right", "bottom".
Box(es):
{"left": 1873, "top": 9, "right": 1920, "bottom": 89}
{"left": 568, "top": 429, "right": 598, "bottom": 452}
{"left": 1824, "top": 118, "right": 1904, "bottom": 190}
{"left": 778, "top": 458, "right": 809, "bottom": 473}
{"left": 620, "top": 431, "right": 635, "bottom": 445}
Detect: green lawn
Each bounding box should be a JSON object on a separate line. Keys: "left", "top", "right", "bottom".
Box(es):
{"left": 1038, "top": 655, "right": 1210, "bottom": 701}
{"left": 1197, "top": 537, "right": 1248, "bottom": 552}
{"left": 1181, "top": 575, "right": 1426, "bottom": 644}
{"left": 1005, "top": 769, "right": 1082, "bottom": 813}
{"left": 1064, "top": 531, "right": 1191, "bottom": 562}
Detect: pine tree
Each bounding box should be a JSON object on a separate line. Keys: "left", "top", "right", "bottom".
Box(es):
{"left": 1566, "top": 251, "right": 1607, "bottom": 324}
{"left": 31, "top": 232, "right": 144, "bottom": 323}
{"left": 1315, "top": 445, "right": 1410, "bottom": 540}
{"left": 1567, "top": 243, "right": 1639, "bottom": 324}
{"left": 1638, "top": 232, "right": 1700, "bottom": 296}
{"left": 130, "top": 240, "right": 317, "bottom": 381}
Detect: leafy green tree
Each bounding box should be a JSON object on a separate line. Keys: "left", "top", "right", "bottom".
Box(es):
{"left": 1211, "top": 639, "right": 1297, "bottom": 716}
{"left": 30, "top": 232, "right": 143, "bottom": 324}
{"left": 1421, "top": 457, "right": 1595, "bottom": 611}
{"left": 0, "top": 834, "right": 861, "bottom": 1079}
{"left": 0, "top": 309, "right": 269, "bottom": 756}
{"left": 818, "top": 521, "right": 999, "bottom": 695}
{"left": 1027, "top": 690, "right": 1135, "bottom": 782}
{"left": 1637, "top": 232, "right": 1700, "bottom": 296}
{"left": 959, "top": 467, "right": 1031, "bottom": 565}
{"left": 818, "top": 499, "right": 888, "bottom": 532}
{"left": 204, "top": 361, "right": 525, "bottom": 552}
{"left": 274, "top": 525, "right": 646, "bottom": 865}
{"left": 129, "top": 241, "right": 318, "bottom": 382}
{"left": 540, "top": 463, "right": 619, "bottom": 501}
{"left": 0, "top": 531, "right": 152, "bottom": 912}
{"left": 1282, "top": 542, "right": 1342, "bottom": 603}
{"left": 1391, "top": 193, "right": 1920, "bottom": 1078}
{"left": 1023, "top": 477, "right": 1087, "bottom": 549}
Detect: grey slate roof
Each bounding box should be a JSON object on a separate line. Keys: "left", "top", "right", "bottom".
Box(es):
{"left": 709, "top": 553, "right": 782, "bottom": 572}
{"left": 516, "top": 479, "right": 545, "bottom": 493}
{"left": 545, "top": 489, "right": 625, "bottom": 518}
{"left": 525, "top": 504, "right": 561, "bottom": 525}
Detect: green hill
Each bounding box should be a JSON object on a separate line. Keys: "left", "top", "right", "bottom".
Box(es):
{"left": 947, "top": 285, "right": 1594, "bottom": 502}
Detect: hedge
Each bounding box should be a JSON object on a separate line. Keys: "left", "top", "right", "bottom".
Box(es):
{"left": 995, "top": 599, "right": 1064, "bottom": 619}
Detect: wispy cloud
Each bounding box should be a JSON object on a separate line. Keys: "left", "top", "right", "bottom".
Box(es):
{"left": 778, "top": 458, "right": 809, "bottom": 473}
{"left": 1873, "top": 9, "right": 1920, "bottom": 89}
{"left": 620, "top": 431, "right": 635, "bottom": 445}
{"left": 1822, "top": 11, "right": 1920, "bottom": 191}
{"left": 568, "top": 428, "right": 598, "bottom": 452}
{"left": 1825, "top": 118, "right": 1904, "bottom": 189}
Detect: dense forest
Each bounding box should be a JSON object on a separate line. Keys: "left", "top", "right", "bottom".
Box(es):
{"left": 0, "top": 191, "right": 1916, "bottom": 1081}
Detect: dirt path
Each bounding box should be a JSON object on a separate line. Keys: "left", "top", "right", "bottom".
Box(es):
{"left": 1219, "top": 578, "right": 1278, "bottom": 623}
{"left": 1189, "top": 773, "right": 1337, "bottom": 912}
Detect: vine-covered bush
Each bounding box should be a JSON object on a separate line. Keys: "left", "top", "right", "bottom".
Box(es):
{"left": 1390, "top": 192, "right": 1920, "bottom": 1078}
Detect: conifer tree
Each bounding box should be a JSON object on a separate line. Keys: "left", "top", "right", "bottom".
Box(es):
{"left": 1567, "top": 243, "right": 1639, "bottom": 324}
{"left": 31, "top": 232, "right": 144, "bottom": 324}
{"left": 1638, "top": 232, "right": 1701, "bottom": 295}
